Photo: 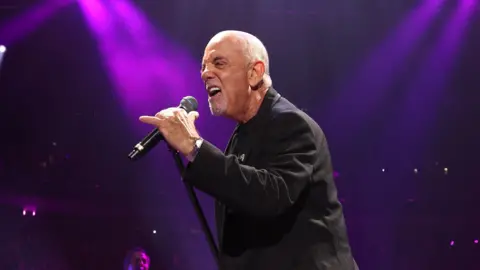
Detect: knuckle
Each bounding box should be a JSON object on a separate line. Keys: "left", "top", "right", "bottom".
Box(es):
{"left": 155, "top": 110, "right": 164, "bottom": 118}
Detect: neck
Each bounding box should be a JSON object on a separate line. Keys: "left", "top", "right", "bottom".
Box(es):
{"left": 237, "top": 87, "right": 268, "bottom": 123}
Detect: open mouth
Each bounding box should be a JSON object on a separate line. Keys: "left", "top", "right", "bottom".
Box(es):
{"left": 208, "top": 87, "right": 221, "bottom": 97}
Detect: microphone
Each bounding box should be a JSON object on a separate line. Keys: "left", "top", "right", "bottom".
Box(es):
{"left": 128, "top": 96, "right": 198, "bottom": 161}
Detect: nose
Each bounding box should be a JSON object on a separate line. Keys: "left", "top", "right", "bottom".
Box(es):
{"left": 201, "top": 68, "right": 215, "bottom": 82}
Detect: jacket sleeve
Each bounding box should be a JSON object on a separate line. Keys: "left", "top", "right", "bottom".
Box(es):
{"left": 182, "top": 111, "right": 318, "bottom": 217}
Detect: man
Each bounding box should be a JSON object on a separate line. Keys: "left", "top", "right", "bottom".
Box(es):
{"left": 139, "top": 30, "right": 358, "bottom": 270}
{"left": 123, "top": 247, "right": 150, "bottom": 270}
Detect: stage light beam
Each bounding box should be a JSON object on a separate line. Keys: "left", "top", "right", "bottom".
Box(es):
{"left": 0, "top": 45, "right": 6, "bottom": 53}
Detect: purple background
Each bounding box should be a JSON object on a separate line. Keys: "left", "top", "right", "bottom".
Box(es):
{"left": 0, "top": 0, "right": 479, "bottom": 269}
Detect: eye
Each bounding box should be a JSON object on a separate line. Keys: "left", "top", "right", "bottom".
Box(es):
{"left": 215, "top": 61, "right": 225, "bottom": 68}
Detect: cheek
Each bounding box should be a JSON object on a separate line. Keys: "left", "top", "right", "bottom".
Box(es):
{"left": 222, "top": 75, "right": 248, "bottom": 97}
{"left": 218, "top": 72, "right": 249, "bottom": 108}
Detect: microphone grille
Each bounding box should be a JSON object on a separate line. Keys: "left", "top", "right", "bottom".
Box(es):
{"left": 180, "top": 96, "right": 198, "bottom": 112}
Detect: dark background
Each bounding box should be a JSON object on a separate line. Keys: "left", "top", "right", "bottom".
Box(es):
{"left": 0, "top": 0, "right": 479, "bottom": 269}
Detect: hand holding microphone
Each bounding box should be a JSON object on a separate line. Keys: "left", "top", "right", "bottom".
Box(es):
{"left": 128, "top": 96, "right": 200, "bottom": 160}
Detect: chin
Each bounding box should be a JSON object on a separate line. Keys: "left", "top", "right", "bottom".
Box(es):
{"left": 210, "top": 109, "right": 224, "bottom": 116}
{"left": 209, "top": 105, "right": 226, "bottom": 116}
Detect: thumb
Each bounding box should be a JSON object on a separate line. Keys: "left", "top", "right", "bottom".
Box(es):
{"left": 188, "top": 111, "right": 199, "bottom": 122}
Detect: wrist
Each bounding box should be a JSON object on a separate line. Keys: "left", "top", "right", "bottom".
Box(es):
{"left": 185, "top": 137, "right": 203, "bottom": 161}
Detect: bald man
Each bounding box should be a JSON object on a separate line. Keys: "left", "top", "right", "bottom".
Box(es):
{"left": 140, "top": 30, "right": 358, "bottom": 270}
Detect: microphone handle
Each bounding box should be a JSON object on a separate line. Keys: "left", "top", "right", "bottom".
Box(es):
{"left": 128, "top": 103, "right": 191, "bottom": 160}
{"left": 127, "top": 128, "right": 164, "bottom": 160}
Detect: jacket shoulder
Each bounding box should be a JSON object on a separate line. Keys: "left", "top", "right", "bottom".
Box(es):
{"left": 270, "top": 97, "right": 324, "bottom": 138}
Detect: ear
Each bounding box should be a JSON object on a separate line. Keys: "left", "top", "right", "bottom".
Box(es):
{"left": 248, "top": 60, "right": 265, "bottom": 88}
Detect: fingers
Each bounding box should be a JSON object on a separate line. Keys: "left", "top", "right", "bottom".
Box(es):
{"left": 139, "top": 116, "right": 162, "bottom": 126}
{"left": 152, "top": 108, "right": 178, "bottom": 119}
{"left": 188, "top": 111, "right": 199, "bottom": 122}
{"left": 166, "top": 108, "right": 199, "bottom": 123}
{"left": 155, "top": 109, "right": 169, "bottom": 119}
{"left": 139, "top": 108, "right": 199, "bottom": 127}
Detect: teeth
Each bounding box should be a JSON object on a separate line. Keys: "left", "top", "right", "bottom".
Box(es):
{"left": 208, "top": 87, "right": 221, "bottom": 97}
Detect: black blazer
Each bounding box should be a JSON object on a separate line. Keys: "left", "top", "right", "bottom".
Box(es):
{"left": 184, "top": 88, "right": 357, "bottom": 270}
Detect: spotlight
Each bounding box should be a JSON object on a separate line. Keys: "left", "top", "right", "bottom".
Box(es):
{"left": 0, "top": 45, "right": 6, "bottom": 53}
{"left": 475, "top": 239, "right": 478, "bottom": 244}
{"left": 152, "top": 230, "right": 156, "bottom": 234}
{"left": 22, "top": 206, "right": 36, "bottom": 216}
{"left": 414, "top": 168, "right": 418, "bottom": 173}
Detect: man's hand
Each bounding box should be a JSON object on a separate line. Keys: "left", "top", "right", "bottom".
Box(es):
{"left": 139, "top": 108, "right": 200, "bottom": 157}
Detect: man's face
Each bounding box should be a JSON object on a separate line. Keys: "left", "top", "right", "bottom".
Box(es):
{"left": 130, "top": 251, "right": 149, "bottom": 270}
{"left": 201, "top": 36, "right": 251, "bottom": 118}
